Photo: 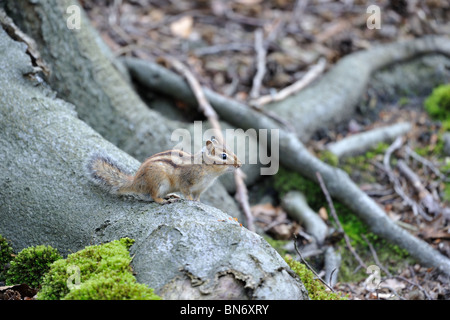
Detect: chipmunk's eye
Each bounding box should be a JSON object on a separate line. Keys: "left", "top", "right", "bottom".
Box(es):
{"left": 222, "top": 153, "right": 227, "bottom": 160}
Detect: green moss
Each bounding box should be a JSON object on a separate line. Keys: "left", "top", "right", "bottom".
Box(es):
{"left": 285, "top": 255, "right": 347, "bottom": 300}
{"left": 0, "top": 235, "right": 13, "bottom": 268}
{"left": 0, "top": 234, "right": 14, "bottom": 281}
{"left": 372, "top": 142, "right": 389, "bottom": 155}
{"left": 5, "top": 245, "right": 62, "bottom": 288}
{"left": 272, "top": 167, "right": 325, "bottom": 210}
{"left": 415, "top": 137, "right": 445, "bottom": 158}
{"left": 424, "top": 84, "right": 450, "bottom": 124}
{"left": 37, "top": 238, "right": 161, "bottom": 300}
{"left": 444, "top": 185, "right": 450, "bottom": 203}
{"left": 319, "top": 150, "right": 339, "bottom": 166}
{"left": 398, "top": 97, "right": 410, "bottom": 107}
{"left": 340, "top": 142, "right": 388, "bottom": 183}
{"left": 264, "top": 237, "right": 290, "bottom": 256}
{"left": 424, "top": 85, "right": 450, "bottom": 144}
{"left": 338, "top": 212, "right": 369, "bottom": 246}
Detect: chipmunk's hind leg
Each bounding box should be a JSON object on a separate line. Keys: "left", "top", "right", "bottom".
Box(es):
{"left": 152, "top": 180, "right": 180, "bottom": 204}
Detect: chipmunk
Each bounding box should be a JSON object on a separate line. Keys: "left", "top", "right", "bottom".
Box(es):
{"left": 87, "top": 137, "right": 242, "bottom": 204}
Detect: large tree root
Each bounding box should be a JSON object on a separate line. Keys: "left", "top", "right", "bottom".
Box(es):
{"left": 123, "top": 44, "right": 450, "bottom": 276}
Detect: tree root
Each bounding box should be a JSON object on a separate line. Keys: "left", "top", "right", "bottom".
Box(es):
{"left": 123, "top": 41, "right": 450, "bottom": 276}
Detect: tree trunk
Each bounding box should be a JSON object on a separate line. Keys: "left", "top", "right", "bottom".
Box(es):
{"left": 0, "top": 26, "right": 308, "bottom": 300}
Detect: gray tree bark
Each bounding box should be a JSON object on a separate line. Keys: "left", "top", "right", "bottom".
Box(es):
{"left": 0, "top": 26, "right": 308, "bottom": 299}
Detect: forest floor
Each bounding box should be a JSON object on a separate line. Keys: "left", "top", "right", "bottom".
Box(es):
{"left": 80, "top": 0, "right": 450, "bottom": 299}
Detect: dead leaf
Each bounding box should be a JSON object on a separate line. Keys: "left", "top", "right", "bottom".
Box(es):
{"left": 0, "top": 284, "right": 37, "bottom": 300}
{"left": 318, "top": 207, "right": 328, "bottom": 221}
{"left": 380, "top": 278, "right": 406, "bottom": 292}
{"left": 251, "top": 203, "right": 278, "bottom": 223}
{"left": 170, "top": 16, "right": 193, "bottom": 39}
{"left": 234, "top": 0, "right": 263, "bottom": 4}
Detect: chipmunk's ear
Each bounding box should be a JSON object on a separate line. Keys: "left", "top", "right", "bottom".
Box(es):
{"left": 206, "top": 140, "right": 214, "bottom": 151}
{"left": 206, "top": 139, "right": 215, "bottom": 154}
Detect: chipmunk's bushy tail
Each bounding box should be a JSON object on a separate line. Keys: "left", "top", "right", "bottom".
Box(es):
{"left": 87, "top": 153, "right": 134, "bottom": 195}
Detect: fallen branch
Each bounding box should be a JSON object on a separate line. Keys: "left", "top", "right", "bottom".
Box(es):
{"left": 164, "top": 57, "right": 255, "bottom": 232}
{"left": 281, "top": 191, "right": 328, "bottom": 245}
{"left": 326, "top": 122, "right": 412, "bottom": 159}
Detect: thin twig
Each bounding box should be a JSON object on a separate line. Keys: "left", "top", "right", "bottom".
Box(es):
{"left": 249, "top": 29, "right": 266, "bottom": 100}
{"left": 194, "top": 43, "right": 253, "bottom": 56}
{"left": 166, "top": 57, "right": 221, "bottom": 131}
{"left": 165, "top": 56, "right": 255, "bottom": 232}
{"left": 329, "top": 268, "right": 337, "bottom": 286}
{"left": 397, "top": 159, "right": 441, "bottom": 217}
{"left": 250, "top": 57, "right": 326, "bottom": 107}
{"left": 315, "top": 171, "right": 368, "bottom": 270}
{"left": 234, "top": 168, "right": 254, "bottom": 232}
{"left": 249, "top": 19, "right": 284, "bottom": 100}
{"left": 293, "top": 234, "right": 336, "bottom": 293}
{"left": 382, "top": 137, "right": 432, "bottom": 221}
{"left": 404, "top": 146, "right": 446, "bottom": 181}
{"left": 380, "top": 285, "right": 406, "bottom": 300}
{"left": 395, "top": 275, "right": 432, "bottom": 300}
{"left": 361, "top": 234, "right": 392, "bottom": 277}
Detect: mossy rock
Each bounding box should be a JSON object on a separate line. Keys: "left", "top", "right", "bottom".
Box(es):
{"left": 37, "top": 238, "right": 160, "bottom": 300}
{"left": 284, "top": 255, "right": 347, "bottom": 300}
{"left": 5, "top": 245, "right": 62, "bottom": 288}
